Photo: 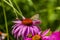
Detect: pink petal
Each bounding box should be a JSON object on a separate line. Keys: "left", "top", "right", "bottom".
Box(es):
{"left": 30, "top": 27, "right": 34, "bottom": 35}
{"left": 38, "top": 31, "right": 42, "bottom": 35}
{"left": 33, "top": 26, "right": 40, "bottom": 33}
{"left": 33, "top": 20, "right": 41, "bottom": 25}
{"left": 42, "top": 36, "right": 49, "bottom": 40}
{"left": 17, "top": 26, "right": 24, "bottom": 37}
{"left": 26, "top": 27, "right": 30, "bottom": 36}
{"left": 33, "top": 28, "right": 38, "bottom": 34}
{"left": 42, "top": 29, "right": 50, "bottom": 36}
{"left": 12, "top": 24, "right": 18, "bottom": 28}
{"left": 12, "top": 20, "right": 22, "bottom": 24}
{"left": 22, "top": 27, "right": 27, "bottom": 37}
{"left": 14, "top": 26, "right": 22, "bottom": 34}
{"left": 12, "top": 24, "right": 20, "bottom": 34}
{"left": 43, "top": 36, "right": 49, "bottom": 39}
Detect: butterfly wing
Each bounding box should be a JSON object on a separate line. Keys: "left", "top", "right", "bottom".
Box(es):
{"left": 31, "top": 14, "right": 39, "bottom": 20}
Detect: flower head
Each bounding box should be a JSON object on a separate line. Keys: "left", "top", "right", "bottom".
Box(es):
{"left": 12, "top": 18, "right": 41, "bottom": 39}
{"left": 32, "top": 29, "right": 50, "bottom": 40}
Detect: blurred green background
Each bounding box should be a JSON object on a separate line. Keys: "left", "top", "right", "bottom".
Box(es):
{"left": 0, "top": 0, "right": 60, "bottom": 40}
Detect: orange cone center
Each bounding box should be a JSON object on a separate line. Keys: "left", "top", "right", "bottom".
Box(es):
{"left": 22, "top": 18, "right": 33, "bottom": 26}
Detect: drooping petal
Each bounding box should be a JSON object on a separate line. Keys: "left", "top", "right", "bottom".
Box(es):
{"left": 26, "top": 27, "right": 30, "bottom": 36}
{"left": 12, "top": 24, "right": 20, "bottom": 34}
{"left": 22, "top": 26, "right": 27, "bottom": 37}
{"left": 30, "top": 27, "right": 34, "bottom": 35}
{"left": 12, "top": 20, "right": 22, "bottom": 24}
{"left": 42, "top": 29, "right": 50, "bottom": 36}
{"left": 13, "top": 25, "right": 24, "bottom": 38}
{"left": 38, "top": 31, "right": 42, "bottom": 35}
{"left": 14, "top": 26, "right": 23, "bottom": 34}
{"left": 17, "top": 25, "right": 24, "bottom": 37}
{"left": 12, "top": 24, "right": 18, "bottom": 28}
{"left": 14, "top": 30, "right": 19, "bottom": 38}
{"left": 23, "top": 28, "right": 28, "bottom": 38}
{"left": 32, "top": 26, "right": 40, "bottom": 33}
{"left": 33, "top": 20, "right": 41, "bottom": 25}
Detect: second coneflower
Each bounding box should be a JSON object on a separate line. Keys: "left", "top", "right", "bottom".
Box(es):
{"left": 32, "top": 29, "right": 50, "bottom": 40}
{"left": 24, "top": 29, "right": 51, "bottom": 40}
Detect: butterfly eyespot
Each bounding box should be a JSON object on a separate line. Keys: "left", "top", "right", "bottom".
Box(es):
{"left": 22, "top": 18, "right": 33, "bottom": 26}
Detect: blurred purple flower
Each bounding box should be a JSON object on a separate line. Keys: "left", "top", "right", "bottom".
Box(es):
{"left": 49, "top": 31, "right": 60, "bottom": 40}
{"left": 12, "top": 18, "right": 41, "bottom": 39}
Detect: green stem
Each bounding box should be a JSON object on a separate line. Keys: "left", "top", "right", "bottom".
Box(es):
{"left": 3, "top": 4, "right": 9, "bottom": 40}
{"left": 9, "top": 0, "right": 18, "bottom": 18}
{"left": 3, "top": 0, "right": 25, "bottom": 19}
{"left": 8, "top": 0, "right": 18, "bottom": 18}
{"left": 13, "top": 0, "right": 23, "bottom": 15}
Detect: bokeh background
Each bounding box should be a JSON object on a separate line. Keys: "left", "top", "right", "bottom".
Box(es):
{"left": 0, "top": 0, "right": 60, "bottom": 40}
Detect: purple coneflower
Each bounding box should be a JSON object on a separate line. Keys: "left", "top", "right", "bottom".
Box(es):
{"left": 49, "top": 31, "right": 60, "bottom": 40}
{"left": 12, "top": 18, "right": 41, "bottom": 39}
